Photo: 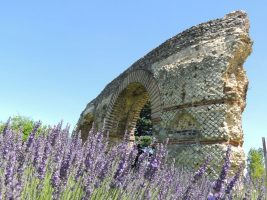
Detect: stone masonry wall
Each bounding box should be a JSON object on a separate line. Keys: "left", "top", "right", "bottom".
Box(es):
{"left": 76, "top": 11, "right": 252, "bottom": 177}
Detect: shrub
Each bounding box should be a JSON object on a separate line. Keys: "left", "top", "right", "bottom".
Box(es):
{"left": 247, "top": 148, "right": 266, "bottom": 183}
{"left": 0, "top": 115, "right": 48, "bottom": 140}
{"left": 135, "top": 135, "right": 154, "bottom": 148}
{"left": 0, "top": 121, "right": 265, "bottom": 199}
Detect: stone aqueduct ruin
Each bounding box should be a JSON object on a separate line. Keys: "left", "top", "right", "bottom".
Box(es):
{"left": 77, "top": 11, "right": 252, "bottom": 175}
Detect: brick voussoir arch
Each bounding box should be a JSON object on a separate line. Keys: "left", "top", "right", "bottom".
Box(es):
{"left": 104, "top": 69, "right": 162, "bottom": 132}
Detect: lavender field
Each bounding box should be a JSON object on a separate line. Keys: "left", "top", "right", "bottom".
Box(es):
{"left": 0, "top": 120, "right": 265, "bottom": 200}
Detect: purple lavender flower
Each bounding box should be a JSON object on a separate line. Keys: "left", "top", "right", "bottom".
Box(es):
{"left": 257, "top": 177, "right": 266, "bottom": 200}
{"left": 75, "top": 163, "right": 84, "bottom": 182}
{"left": 112, "top": 154, "right": 128, "bottom": 188}
{"left": 49, "top": 122, "right": 63, "bottom": 148}
{"left": 51, "top": 168, "right": 61, "bottom": 200}
{"left": 37, "top": 160, "right": 46, "bottom": 181}
{"left": 97, "top": 148, "right": 117, "bottom": 182}
{"left": 182, "top": 156, "right": 211, "bottom": 200}
{"left": 51, "top": 144, "right": 65, "bottom": 200}
{"left": 43, "top": 135, "right": 52, "bottom": 159}
{"left": 49, "top": 126, "right": 66, "bottom": 200}
{"left": 212, "top": 145, "right": 231, "bottom": 198}
{"left": 37, "top": 137, "right": 51, "bottom": 181}
{"left": 2, "top": 128, "right": 12, "bottom": 160}
{"left": 25, "top": 121, "right": 41, "bottom": 152}
{"left": 207, "top": 193, "right": 217, "bottom": 200}
{"left": 33, "top": 135, "right": 44, "bottom": 169}
{"left": 84, "top": 151, "right": 93, "bottom": 172}
{"left": 82, "top": 176, "right": 94, "bottom": 200}
{"left": 70, "top": 132, "right": 83, "bottom": 170}
{"left": 1, "top": 122, "right": 264, "bottom": 199}
{"left": 144, "top": 188, "right": 152, "bottom": 200}
{"left": 110, "top": 144, "right": 136, "bottom": 189}
{"left": 225, "top": 166, "right": 243, "bottom": 195}
{"left": 12, "top": 131, "right": 26, "bottom": 198}
{"left": 193, "top": 156, "right": 211, "bottom": 183}
{"left": 4, "top": 150, "right": 17, "bottom": 199}
{"left": 59, "top": 150, "right": 71, "bottom": 182}
{"left": 1, "top": 117, "right": 11, "bottom": 136}
{"left": 144, "top": 145, "right": 162, "bottom": 181}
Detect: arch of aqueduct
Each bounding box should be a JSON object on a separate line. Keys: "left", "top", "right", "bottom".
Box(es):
{"left": 77, "top": 11, "right": 252, "bottom": 175}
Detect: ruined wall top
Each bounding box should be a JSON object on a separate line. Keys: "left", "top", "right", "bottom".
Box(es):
{"left": 87, "top": 10, "right": 251, "bottom": 107}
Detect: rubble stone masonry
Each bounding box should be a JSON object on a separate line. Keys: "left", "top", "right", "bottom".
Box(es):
{"left": 77, "top": 11, "right": 252, "bottom": 177}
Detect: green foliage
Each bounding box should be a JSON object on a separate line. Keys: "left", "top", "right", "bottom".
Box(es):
{"left": 134, "top": 101, "right": 154, "bottom": 148}
{"left": 135, "top": 101, "right": 152, "bottom": 137}
{"left": 247, "top": 148, "right": 266, "bottom": 183}
{"left": 0, "top": 115, "right": 48, "bottom": 140}
{"left": 0, "top": 122, "right": 4, "bottom": 133}
{"left": 136, "top": 135, "right": 153, "bottom": 147}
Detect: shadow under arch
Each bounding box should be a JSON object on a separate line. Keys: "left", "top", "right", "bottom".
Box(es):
{"left": 104, "top": 70, "right": 162, "bottom": 144}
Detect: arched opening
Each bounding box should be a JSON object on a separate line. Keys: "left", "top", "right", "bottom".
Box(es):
{"left": 107, "top": 82, "right": 152, "bottom": 143}
{"left": 135, "top": 101, "right": 152, "bottom": 137}
{"left": 103, "top": 69, "right": 162, "bottom": 144}
{"left": 78, "top": 113, "right": 94, "bottom": 141}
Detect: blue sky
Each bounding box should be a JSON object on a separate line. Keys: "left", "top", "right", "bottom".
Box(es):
{"left": 0, "top": 1, "right": 266, "bottom": 154}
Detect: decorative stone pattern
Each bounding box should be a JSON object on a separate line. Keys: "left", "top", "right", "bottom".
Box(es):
{"left": 76, "top": 11, "right": 252, "bottom": 177}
